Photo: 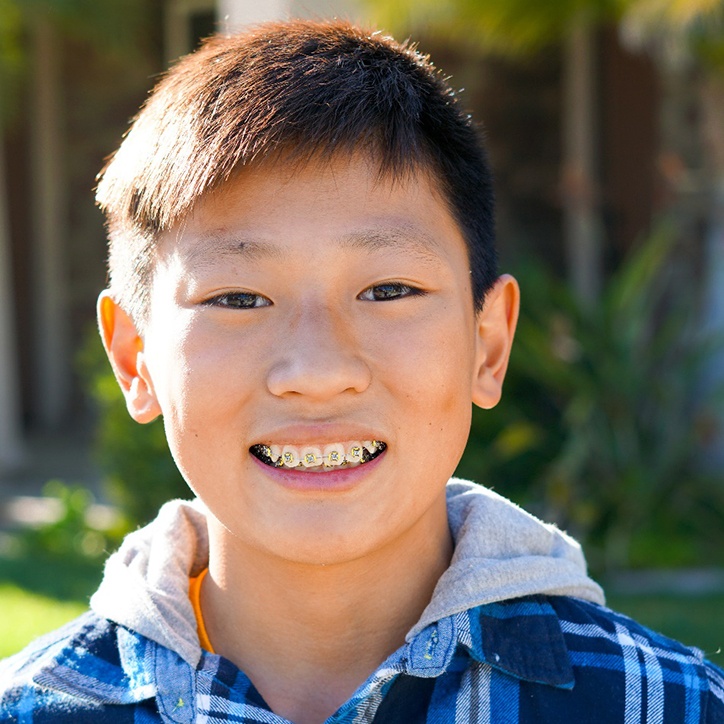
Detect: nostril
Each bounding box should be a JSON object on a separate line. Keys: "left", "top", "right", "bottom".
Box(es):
{"left": 266, "top": 354, "right": 372, "bottom": 399}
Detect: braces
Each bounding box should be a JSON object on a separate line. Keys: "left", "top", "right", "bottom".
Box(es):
{"left": 253, "top": 441, "right": 386, "bottom": 469}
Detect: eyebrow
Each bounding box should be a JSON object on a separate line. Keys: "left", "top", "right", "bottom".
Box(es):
{"left": 183, "top": 224, "right": 445, "bottom": 267}
{"left": 183, "top": 232, "right": 285, "bottom": 267}
{"left": 339, "top": 227, "right": 444, "bottom": 263}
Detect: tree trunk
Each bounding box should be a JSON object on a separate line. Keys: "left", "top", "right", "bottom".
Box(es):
{"left": 30, "top": 15, "right": 69, "bottom": 429}
{"left": 0, "top": 128, "right": 24, "bottom": 470}
{"left": 561, "top": 20, "right": 604, "bottom": 306}
{"left": 698, "top": 73, "right": 724, "bottom": 470}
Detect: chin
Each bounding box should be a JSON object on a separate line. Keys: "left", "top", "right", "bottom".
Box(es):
{"left": 250, "top": 515, "right": 395, "bottom": 567}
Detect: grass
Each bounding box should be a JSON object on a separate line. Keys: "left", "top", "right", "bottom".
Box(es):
{"left": 0, "top": 583, "right": 88, "bottom": 659}
{"left": 0, "top": 547, "right": 104, "bottom": 659}
{"left": 0, "top": 550, "right": 104, "bottom": 602}
{"left": 1, "top": 548, "right": 723, "bottom": 667}
{"left": 606, "top": 592, "right": 724, "bottom": 664}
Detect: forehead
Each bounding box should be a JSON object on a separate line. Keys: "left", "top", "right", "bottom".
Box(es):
{"left": 159, "top": 153, "right": 466, "bottom": 266}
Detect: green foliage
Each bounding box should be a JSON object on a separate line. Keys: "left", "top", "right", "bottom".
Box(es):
{"left": 0, "top": 0, "right": 150, "bottom": 124}
{"left": 79, "top": 332, "right": 190, "bottom": 528}
{"left": 365, "top": 0, "right": 724, "bottom": 73}
{"left": 18, "top": 480, "right": 124, "bottom": 561}
{"left": 1, "top": 481, "right": 110, "bottom": 634}
{"left": 604, "top": 591, "right": 724, "bottom": 662}
{"left": 80, "top": 227, "right": 724, "bottom": 567}
{"left": 1, "top": 0, "right": 148, "bottom": 50}
{"left": 0, "top": 535, "right": 103, "bottom": 602}
{"left": 367, "top": 0, "right": 622, "bottom": 56}
{"left": 0, "top": 0, "right": 24, "bottom": 122}
{"left": 19, "top": 0, "right": 148, "bottom": 51}
{"left": 459, "top": 222, "right": 724, "bottom": 572}
{"left": 0, "top": 584, "right": 87, "bottom": 658}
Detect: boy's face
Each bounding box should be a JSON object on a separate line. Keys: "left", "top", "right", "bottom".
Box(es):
{"left": 100, "top": 154, "right": 518, "bottom": 565}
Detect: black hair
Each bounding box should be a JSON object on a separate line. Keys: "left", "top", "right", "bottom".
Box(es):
{"left": 96, "top": 19, "right": 497, "bottom": 324}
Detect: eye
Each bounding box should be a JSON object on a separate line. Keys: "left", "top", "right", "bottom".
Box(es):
{"left": 358, "top": 282, "right": 425, "bottom": 302}
{"left": 203, "top": 291, "right": 272, "bottom": 309}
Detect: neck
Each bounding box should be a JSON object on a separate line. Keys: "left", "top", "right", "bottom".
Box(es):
{"left": 201, "top": 496, "right": 453, "bottom": 724}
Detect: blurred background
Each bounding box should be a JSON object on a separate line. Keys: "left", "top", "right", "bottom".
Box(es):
{"left": 0, "top": 0, "right": 723, "bottom": 659}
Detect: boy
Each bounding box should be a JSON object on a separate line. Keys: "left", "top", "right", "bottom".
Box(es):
{"left": 1, "top": 19, "right": 723, "bottom": 724}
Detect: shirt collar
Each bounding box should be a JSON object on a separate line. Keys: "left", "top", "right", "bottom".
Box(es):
{"left": 32, "top": 613, "right": 158, "bottom": 706}
{"left": 32, "top": 614, "right": 199, "bottom": 723}
{"left": 34, "top": 597, "right": 575, "bottom": 714}
{"left": 405, "top": 595, "right": 575, "bottom": 689}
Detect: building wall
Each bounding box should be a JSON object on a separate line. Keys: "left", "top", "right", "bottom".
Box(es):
{"left": 0, "top": 6, "right": 164, "bottom": 474}
{"left": 2, "top": 0, "right": 713, "bottom": 477}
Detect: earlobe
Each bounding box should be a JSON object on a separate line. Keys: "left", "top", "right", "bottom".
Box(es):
{"left": 471, "top": 274, "right": 520, "bottom": 410}
{"left": 97, "top": 291, "right": 162, "bottom": 424}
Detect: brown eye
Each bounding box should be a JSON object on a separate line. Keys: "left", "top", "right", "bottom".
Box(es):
{"left": 205, "top": 292, "right": 271, "bottom": 309}
{"left": 358, "top": 283, "right": 423, "bottom": 301}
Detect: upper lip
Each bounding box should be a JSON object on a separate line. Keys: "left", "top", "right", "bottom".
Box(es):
{"left": 249, "top": 422, "right": 387, "bottom": 448}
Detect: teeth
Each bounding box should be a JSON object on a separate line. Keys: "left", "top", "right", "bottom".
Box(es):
{"left": 301, "top": 446, "right": 323, "bottom": 468}
{"left": 281, "top": 446, "right": 300, "bottom": 468}
{"left": 323, "top": 443, "right": 345, "bottom": 466}
{"left": 348, "top": 445, "right": 364, "bottom": 463}
{"left": 253, "top": 440, "right": 386, "bottom": 469}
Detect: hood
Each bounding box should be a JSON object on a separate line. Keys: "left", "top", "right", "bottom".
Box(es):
{"left": 91, "top": 497, "right": 210, "bottom": 667}
{"left": 407, "top": 480, "right": 603, "bottom": 640}
{"left": 91, "top": 479, "right": 604, "bottom": 666}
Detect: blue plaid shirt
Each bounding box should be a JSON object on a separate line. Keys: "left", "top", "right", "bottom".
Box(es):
{"left": 1, "top": 594, "right": 723, "bottom": 722}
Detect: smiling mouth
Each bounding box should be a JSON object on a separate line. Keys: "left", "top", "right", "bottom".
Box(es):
{"left": 250, "top": 440, "right": 387, "bottom": 472}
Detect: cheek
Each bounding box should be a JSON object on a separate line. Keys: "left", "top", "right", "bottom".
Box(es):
{"left": 147, "top": 318, "right": 261, "bottom": 442}
{"left": 374, "top": 308, "right": 476, "bottom": 441}
{"left": 381, "top": 309, "right": 476, "bottom": 395}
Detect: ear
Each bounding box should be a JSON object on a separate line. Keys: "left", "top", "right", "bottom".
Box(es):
{"left": 97, "top": 291, "right": 162, "bottom": 424}
{"left": 471, "top": 274, "right": 520, "bottom": 410}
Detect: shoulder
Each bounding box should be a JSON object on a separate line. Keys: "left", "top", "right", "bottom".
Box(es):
{"left": 0, "top": 611, "right": 101, "bottom": 684}
{"left": 0, "top": 611, "right": 157, "bottom": 723}
{"left": 548, "top": 595, "right": 724, "bottom": 722}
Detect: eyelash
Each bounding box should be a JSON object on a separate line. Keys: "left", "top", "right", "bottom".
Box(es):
{"left": 203, "top": 282, "right": 425, "bottom": 309}
{"left": 203, "top": 292, "right": 271, "bottom": 309}
{"left": 358, "top": 282, "right": 426, "bottom": 302}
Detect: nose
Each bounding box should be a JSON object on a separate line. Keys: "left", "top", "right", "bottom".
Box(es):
{"left": 266, "top": 302, "right": 372, "bottom": 400}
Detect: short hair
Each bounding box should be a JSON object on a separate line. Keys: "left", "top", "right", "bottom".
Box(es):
{"left": 96, "top": 19, "right": 497, "bottom": 326}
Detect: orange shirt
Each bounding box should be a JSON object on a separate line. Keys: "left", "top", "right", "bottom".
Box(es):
{"left": 188, "top": 568, "right": 215, "bottom": 653}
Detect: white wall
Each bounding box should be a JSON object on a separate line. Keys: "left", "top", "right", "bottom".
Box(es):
{"left": 217, "top": 0, "right": 366, "bottom": 33}
{"left": 218, "top": 0, "right": 291, "bottom": 32}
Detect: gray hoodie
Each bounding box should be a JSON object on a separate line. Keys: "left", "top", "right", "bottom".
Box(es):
{"left": 90, "top": 478, "right": 605, "bottom": 667}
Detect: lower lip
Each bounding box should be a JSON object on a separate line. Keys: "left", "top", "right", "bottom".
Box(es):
{"left": 251, "top": 451, "right": 385, "bottom": 493}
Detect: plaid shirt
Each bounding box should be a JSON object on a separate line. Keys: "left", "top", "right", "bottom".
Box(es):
{"left": 1, "top": 594, "right": 723, "bottom": 723}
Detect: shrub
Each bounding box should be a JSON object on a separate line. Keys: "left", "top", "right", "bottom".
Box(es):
{"left": 459, "top": 221, "right": 724, "bottom": 572}
{"left": 17, "top": 480, "right": 124, "bottom": 561}
{"left": 80, "top": 221, "right": 724, "bottom": 568}
{"left": 79, "top": 333, "right": 190, "bottom": 529}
